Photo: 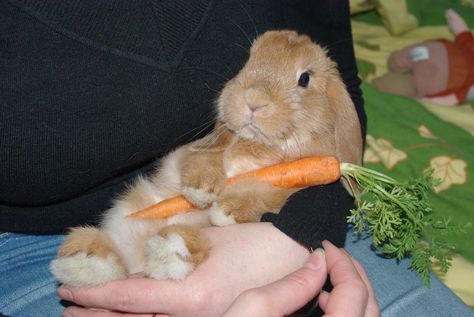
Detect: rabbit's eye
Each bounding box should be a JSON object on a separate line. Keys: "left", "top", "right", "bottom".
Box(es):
{"left": 298, "top": 72, "right": 310, "bottom": 88}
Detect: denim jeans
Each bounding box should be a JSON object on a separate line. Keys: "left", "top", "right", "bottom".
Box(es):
{"left": 1, "top": 230, "right": 473, "bottom": 317}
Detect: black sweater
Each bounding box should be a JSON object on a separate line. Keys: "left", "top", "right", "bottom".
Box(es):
{"left": 0, "top": 0, "right": 366, "bottom": 250}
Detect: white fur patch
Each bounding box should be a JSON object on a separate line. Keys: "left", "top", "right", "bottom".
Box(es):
{"left": 181, "top": 186, "right": 216, "bottom": 209}
{"left": 49, "top": 253, "right": 126, "bottom": 286}
{"left": 144, "top": 233, "right": 194, "bottom": 280}
{"left": 209, "top": 202, "right": 237, "bottom": 226}
{"left": 224, "top": 157, "right": 262, "bottom": 179}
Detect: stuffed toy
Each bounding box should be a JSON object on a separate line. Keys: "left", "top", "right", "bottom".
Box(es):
{"left": 372, "top": 9, "right": 474, "bottom": 106}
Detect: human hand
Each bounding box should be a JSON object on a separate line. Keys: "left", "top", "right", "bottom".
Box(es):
{"left": 317, "top": 240, "right": 380, "bottom": 317}
{"left": 222, "top": 240, "right": 380, "bottom": 317}
{"left": 221, "top": 248, "right": 326, "bottom": 317}
{"left": 57, "top": 222, "right": 310, "bottom": 317}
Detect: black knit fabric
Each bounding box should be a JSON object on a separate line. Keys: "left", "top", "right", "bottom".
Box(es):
{"left": 0, "top": 0, "right": 366, "bottom": 256}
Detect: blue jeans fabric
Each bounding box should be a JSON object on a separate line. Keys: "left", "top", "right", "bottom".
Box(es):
{"left": 1, "top": 230, "right": 473, "bottom": 317}
{"left": 345, "top": 235, "right": 474, "bottom": 317}
{"left": 0, "top": 233, "right": 65, "bottom": 317}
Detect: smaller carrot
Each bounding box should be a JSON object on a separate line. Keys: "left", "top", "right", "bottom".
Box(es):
{"left": 128, "top": 156, "right": 341, "bottom": 219}
{"left": 131, "top": 195, "right": 195, "bottom": 219}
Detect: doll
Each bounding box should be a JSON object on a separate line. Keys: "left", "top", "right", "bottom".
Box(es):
{"left": 372, "top": 9, "right": 474, "bottom": 106}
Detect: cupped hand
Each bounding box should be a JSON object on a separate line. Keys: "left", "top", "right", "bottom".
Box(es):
{"left": 222, "top": 240, "right": 379, "bottom": 317}
{"left": 57, "top": 222, "right": 310, "bottom": 317}
{"left": 222, "top": 248, "right": 327, "bottom": 317}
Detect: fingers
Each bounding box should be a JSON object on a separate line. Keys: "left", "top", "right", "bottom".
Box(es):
{"left": 265, "top": 249, "right": 327, "bottom": 316}
{"left": 58, "top": 278, "right": 180, "bottom": 314}
{"left": 319, "top": 240, "right": 371, "bottom": 317}
{"left": 317, "top": 290, "right": 330, "bottom": 310}
{"left": 223, "top": 249, "right": 327, "bottom": 317}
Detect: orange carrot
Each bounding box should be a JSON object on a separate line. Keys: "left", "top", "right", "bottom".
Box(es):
{"left": 128, "top": 156, "right": 341, "bottom": 219}
{"left": 130, "top": 195, "right": 195, "bottom": 219}
{"left": 226, "top": 156, "right": 340, "bottom": 188}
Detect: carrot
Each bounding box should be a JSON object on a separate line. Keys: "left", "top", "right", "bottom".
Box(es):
{"left": 226, "top": 156, "right": 340, "bottom": 188}
{"left": 128, "top": 156, "right": 341, "bottom": 219}
{"left": 130, "top": 195, "right": 195, "bottom": 219}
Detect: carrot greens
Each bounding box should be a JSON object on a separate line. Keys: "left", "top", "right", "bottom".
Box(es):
{"left": 343, "top": 163, "right": 466, "bottom": 286}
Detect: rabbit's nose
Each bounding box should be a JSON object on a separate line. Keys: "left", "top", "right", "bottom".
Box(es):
{"left": 244, "top": 88, "right": 270, "bottom": 111}
{"left": 246, "top": 102, "right": 268, "bottom": 113}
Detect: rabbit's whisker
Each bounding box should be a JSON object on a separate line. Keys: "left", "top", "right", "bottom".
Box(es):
{"left": 326, "top": 38, "right": 352, "bottom": 49}
{"left": 234, "top": 42, "right": 249, "bottom": 54}
{"left": 204, "top": 82, "right": 222, "bottom": 95}
{"left": 178, "top": 115, "right": 216, "bottom": 142}
{"left": 193, "top": 128, "right": 226, "bottom": 151}
{"left": 238, "top": 0, "right": 259, "bottom": 39}
{"left": 228, "top": 18, "right": 253, "bottom": 47}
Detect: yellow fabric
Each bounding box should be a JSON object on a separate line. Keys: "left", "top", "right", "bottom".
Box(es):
{"left": 349, "top": 0, "right": 375, "bottom": 15}
{"left": 434, "top": 255, "right": 474, "bottom": 307}
{"left": 353, "top": 20, "right": 474, "bottom": 307}
{"left": 373, "top": 0, "right": 419, "bottom": 35}
{"left": 350, "top": 0, "right": 419, "bottom": 34}
{"left": 423, "top": 102, "right": 474, "bottom": 136}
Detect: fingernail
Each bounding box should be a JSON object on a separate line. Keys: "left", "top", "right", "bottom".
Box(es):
{"left": 58, "top": 286, "right": 74, "bottom": 302}
{"left": 304, "top": 248, "right": 325, "bottom": 270}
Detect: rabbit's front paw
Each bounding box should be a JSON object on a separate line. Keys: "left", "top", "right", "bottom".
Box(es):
{"left": 180, "top": 163, "right": 225, "bottom": 208}
{"left": 145, "top": 225, "right": 209, "bottom": 280}
{"left": 209, "top": 193, "right": 261, "bottom": 226}
{"left": 181, "top": 186, "right": 217, "bottom": 209}
{"left": 209, "top": 202, "right": 237, "bottom": 226}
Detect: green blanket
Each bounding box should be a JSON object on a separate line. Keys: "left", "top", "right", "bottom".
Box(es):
{"left": 361, "top": 82, "right": 473, "bottom": 262}
{"left": 350, "top": 0, "right": 474, "bottom": 305}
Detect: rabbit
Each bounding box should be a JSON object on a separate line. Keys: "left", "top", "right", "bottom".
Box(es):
{"left": 49, "top": 30, "right": 362, "bottom": 286}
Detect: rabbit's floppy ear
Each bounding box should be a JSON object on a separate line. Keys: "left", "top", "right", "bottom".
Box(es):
{"left": 188, "top": 121, "right": 234, "bottom": 152}
{"left": 327, "top": 76, "right": 362, "bottom": 165}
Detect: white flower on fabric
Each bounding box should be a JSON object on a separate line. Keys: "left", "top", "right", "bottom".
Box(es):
{"left": 428, "top": 156, "right": 468, "bottom": 193}
{"left": 364, "top": 134, "right": 407, "bottom": 169}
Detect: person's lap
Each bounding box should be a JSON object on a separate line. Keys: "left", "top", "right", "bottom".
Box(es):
{"left": 345, "top": 233, "right": 474, "bottom": 316}
{"left": 0, "top": 233, "right": 65, "bottom": 317}
{"left": 1, "top": 230, "right": 472, "bottom": 317}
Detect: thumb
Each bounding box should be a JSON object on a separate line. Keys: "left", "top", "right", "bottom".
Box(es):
{"left": 267, "top": 248, "right": 327, "bottom": 315}
{"left": 224, "top": 248, "right": 327, "bottom": 317}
